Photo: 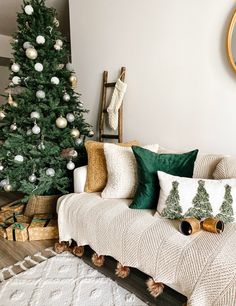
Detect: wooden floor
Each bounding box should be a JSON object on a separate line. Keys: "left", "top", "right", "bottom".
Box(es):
{"left": 0, "top": 192, "right": 56, "bottom": 269}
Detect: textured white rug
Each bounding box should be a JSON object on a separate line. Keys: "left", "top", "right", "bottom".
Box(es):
{"left": 0, "top": 251, "right": 146, "bottom": 306}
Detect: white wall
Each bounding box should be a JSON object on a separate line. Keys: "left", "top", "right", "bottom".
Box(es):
{"left": 0, "top": 34, "right": 12, "bottom": 58}
{"left": 69, "top": 0, "right": 236, "bottom": 155}
{"left": 0, "top": 66, "right": 9, "bottom": 105}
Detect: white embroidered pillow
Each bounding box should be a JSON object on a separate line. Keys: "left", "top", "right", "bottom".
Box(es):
{"left": 157, "top": 171, "right": 236, "bottom": 223}
{"left": 102, "top": 144, "right": 159, "bottom": 199}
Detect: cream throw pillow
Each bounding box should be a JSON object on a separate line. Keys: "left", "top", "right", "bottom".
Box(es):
{"left": 157, "top": 171, "right": 236, "bottom": 223}
{"left": 213, "top": 157, "right": 236, "bottom": 179}
{"left": 102, "top": 144, "right": 159, "bottom": 199}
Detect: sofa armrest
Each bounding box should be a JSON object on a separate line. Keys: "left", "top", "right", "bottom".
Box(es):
{"left": 73, "top": 165, "right": 87, "bottom": 193}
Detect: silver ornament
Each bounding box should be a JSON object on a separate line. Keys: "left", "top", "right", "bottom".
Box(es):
{"left": 54, "top": 44, "right": 61, "bottom": 51}
{"left": 66, "top": 113, "right": 75, "bottom": 123}
{"left": 71, "top": 128, "right": 80, "bottom": 138}
{"left": 0, "top": 164, "right": 4, "bottom": 171}
{"left": 14, "top": 155, "right": 24, "bottom": 163}
{"left": 66, "top": 62, "right": 73, "bottom": 71}
{"left": 29, "top": 174, "right": 37, "bottom": 183}
{"left": 36, "top": 35, "right": 45, "bottom": 44}
{"left": 30, "top": 111, "right": 40, "bottom": 119}
{"left": 75, "top": 138, "right": 83, "bottom": 146}
{"left": 51, "top": 77, "right": 60, "bottom": 85}
{"left": 36, "top": 90, "right": 45, "bottom": 99}
{"left": 63, "top": 93, "right": 70, "bottom": 102}
{"left": 4, "top": 184, "right": 12, "bottom": 192}
{"left": 24, "top": 4, "right": 34, "bottom": 15}
{"left": 34, "top": 63, "right": 43, "bottom": 72}
{"left": 11, "top": 63, "right": 20, "bottom": 73}
{"left": 0, "top": 110, "right": 6, "bottom": 120}
{"left": 10, "top": 123, "right": 17, "bottom": 131}
{"left": 46, "top": 168, "right": 55, "bottom": 177}
{"left": 56, "top": 116, "right": 67, "bottom": 129}
{"left": 0, "top": 179, "right": 8, "bottom": 187}
{"left": 12, "top": 76, "right": 21, "bottom": 85}
{"left": 67, "top": 160, "right": 75, "bottom": 170}
{"left": 56, "top": 39, "right": 63, "bottom": 47}
{"left": 23, "top": 41, "right": 33, "bottom": 49}
{"left": 88, "top": 130, "right": 94, "bottom": 137}
{"left": 26, "top": 48, "right": 38, "bottom": 60}
{"left": 32, "top": 123, "right": 41, "bottom": 135}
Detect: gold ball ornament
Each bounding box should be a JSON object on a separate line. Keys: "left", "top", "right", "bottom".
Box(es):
{"left": 69, "top": 74, "right": 77, "bottom": 89}
{"left": 4, "top": 184, "right": 13, "bottom": 192}
{"left": 71, "top": 128, "right": 80, "bottom": 138}
{"left": 0, "top": 110, "right": 6, "bottom": 120}
{"left": 26, "top": 48, "right": 38, "bottom": 60}
{"left": 56, "top": 116, "right": 67, "bottom": 129}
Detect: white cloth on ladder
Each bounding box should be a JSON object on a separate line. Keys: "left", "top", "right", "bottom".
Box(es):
{"left": 107, "top": 78, "right": 127, "bottom": 130}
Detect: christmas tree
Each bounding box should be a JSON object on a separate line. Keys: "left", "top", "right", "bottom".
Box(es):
{"left": 161, "top": 181, "right": 183, "bottom": 219}
{"left": 216, "top": 184, "right": 234, "bottom": 223}
{"left": 184, "top": 180, "right": 213, "bottom": 220}
{"left": 0, "top": 0, "right": 93, "bottom": 201}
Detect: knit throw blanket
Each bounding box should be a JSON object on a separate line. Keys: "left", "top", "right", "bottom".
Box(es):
{"left": 57, "top": 193, "right": 236, "bottom": 306}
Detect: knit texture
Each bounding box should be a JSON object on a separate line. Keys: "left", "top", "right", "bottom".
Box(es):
{"left": 57, "top": 193, "right": 236, "bottom": 306}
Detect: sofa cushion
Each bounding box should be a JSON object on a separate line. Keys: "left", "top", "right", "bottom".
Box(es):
{"left": 213, "top": 157, "right": 236, "bottom": 179}
{"left": 130, "top": 147, "right": 198, "bottom": 209}
{"left": 84, "top": 140, "right": 138, "bottom": 193}
{"left": 101, "top": 143, "right": 159, "bottom": 199}
{"left": 157, "top": 171, "right": 236, "bottom": 223}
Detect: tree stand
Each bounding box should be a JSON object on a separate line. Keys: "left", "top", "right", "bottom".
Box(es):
{"left": 146, "top": 278, "right": 164, "bottom": 298}
{"left": 91, "top": 252, "right": 105, "bottom": 267}
{"left": 115, "top": 262, "right": 130, "bottom": 278}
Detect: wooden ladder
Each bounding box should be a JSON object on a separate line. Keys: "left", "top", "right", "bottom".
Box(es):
{"left": 99, "top": 67, "right": 126, "bottom": 143}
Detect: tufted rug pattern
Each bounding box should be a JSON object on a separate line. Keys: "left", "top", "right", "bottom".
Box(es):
{"left": 0, "top": 251, "right": 146, "bottom": 306}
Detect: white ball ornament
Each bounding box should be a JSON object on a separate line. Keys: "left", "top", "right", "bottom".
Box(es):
{"left": 46, "top": 168, "right": 55, "bottom": 177}
{"left": 54, "top": 44, "right": 61, "bottom": 51}
{"left": 51, "top": 77, "right": 60, "bottom": 85}
{"left": 36, "top": 35, "right": 45, "bottom": 44}
{"left": 66, "top": 62, "right": 73, "bottom": 71}
{"left": 34, "top": 63, "right": 43, "bottom": 72}
{"left": 56, "top": 116, "right": 67, "bottom": 129}
{"left": 26, "top": 47, "right": 38, "bottom": 60}
{"left": 0, "top": 165, "right": 4, "bottom": 171}
{"left": 63, "top": 93, "right": 70, "bottom": 102}
{"left": 24, "top": 4, "right": 34, "bottom": 15}
{"left": 32, "top": 123, "right": 41, "bottom": 135}
{"left": 88, "top": 130, "right": 94, "bottom": 137}
{"left": 67, "top": 160, "right": 75, "bottom": 170}
{"left": 75, "top": 138, "right": 83, "bottom": 146}
{"left": 56, "top": 39, "right": 63, "bottom": 47}
{"left": 23, "top": 41, "right": 33, "bottom": 49}
{"left": 66, "top": 113, "right": 75, "bottom": 123}
{"left": 11, "top": 63, "right": 20, "bottom": 73}
{"left": 38, "top": 142, "right": 45, "bottom": 150}
{"left": 12, "top": 76, "right": 21, "bottom": 85}
{"left": 30, "top": 111, "right": 40, "bottom": 119}
{"left": 14, "top": 155, "right": 24, "bottom": 163}
{"left": 36, "top": 90, "right": 45, "bottom": 99}
{"left": 0, "top": 110, "right": 6, "bottom": 120}
{"left": 29, "top": 174, "right": 37, "bottom": 183}
{"left": 0, "top": 179, "right": 8, "bottom": 187}
{"left": 71, "top": 128, "right": 80, "bottom": 138}
{"left": 10, "top": 123, "right": 17, "bottom": 131}
{"left": 4, "top": 184, "right": 13, "bottom": 192}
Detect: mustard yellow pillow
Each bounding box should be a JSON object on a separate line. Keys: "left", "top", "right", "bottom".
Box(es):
{"left": 84, "top": 140, "right": 139, "bottom": 192}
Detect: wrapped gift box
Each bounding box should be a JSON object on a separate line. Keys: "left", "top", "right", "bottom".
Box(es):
{"left": 0, "top": 210, "right": 13, "bottom": 223}
{"left": 28, "top": 214, "right": 58, "bottom": 241}
{"left": 0, "top": 224, "right": 7, "bottom": 239}
{"left": 1, "top": 201, "right": 25, "bottom": 214}
{"left": 4, "top": 213, "right": 32, "bottom": 226}
{"left": 6, "top": 223, "right": 29, "bottom": 242}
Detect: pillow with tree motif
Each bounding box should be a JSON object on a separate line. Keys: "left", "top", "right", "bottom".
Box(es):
{"left": 157, "top": 171, "right": 236, "bottom": 223}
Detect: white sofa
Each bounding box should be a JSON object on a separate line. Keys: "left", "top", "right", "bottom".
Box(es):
{"left": 57, "top": 152, "right": 236, "bottom": 306}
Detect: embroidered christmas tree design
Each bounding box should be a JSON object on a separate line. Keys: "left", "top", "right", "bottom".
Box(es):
{"left": 184, "top": 180, "right": 213, "bottom": 220}
{"left": 161, "top": 181, "right": 183, "bottom": 219}
{"left": 216, "top": 184, "right": 234, "bottom": 223}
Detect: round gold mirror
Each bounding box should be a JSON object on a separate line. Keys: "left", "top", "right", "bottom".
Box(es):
{"left": 227, "top": 10, "right": 236, "bottom": 72}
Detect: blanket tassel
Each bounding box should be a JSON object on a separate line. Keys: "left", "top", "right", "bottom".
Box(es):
{"left": 54, "top": 241, "right": 70, "bottom": 253}
{"left": 146, "top": 278, "right": 164, "bottom": 298}
{"left": 72, "top": 246, "right": 84, "bottom": 257}
{"left": 91, "top": 253, "right": 105, "bottom": 267}
{"left": 115, "top": 262, "right": 130, "bottom": 278}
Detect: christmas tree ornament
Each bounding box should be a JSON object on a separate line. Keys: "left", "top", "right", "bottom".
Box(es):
{"left": 0, "top": 164, "right": 4, "bottom": 171}
{"left": 88, "top": 130, "right": 94, "bottom": 137}
{"left": 69, "top": 149, "right": 78, "bottom": 158}
{"left": 38, "top": 142, "right": 45, "bottom": 150}
{"left": 66, "top": 62, "right": 73, "bottom": 71}
{"left": 54, "top": 44, "right": 61, "bottom": 51}
{"left": 63, "top": 93, "right": 70, "bottom": 102}
{"left": 69, "top": 74, "right": 77, "bottom": 89}
{"left": 46, "top": 168, "right": 55, "bottom": 177}
{"left": 8, "top": 94, "right": 14, "bottom": 105}
{"left": 75, "top": 138, "right": 83, "bottom": 146}
{"left": 78, "top": 101, "right": 84, "bottom": 107}
{"left": 14, "top": 155, "right": 24, "bottom": 163}
{"left": 24, "top": 4, "right": 34, "bottom": 15}
{"left": 0, "top": 110, "right": 6, "bottom": 120}
{"left": 23, "top": 41, "right": 33, "bottom": 49}
{"left": 36, "top": 35, "right": 45, "bottom": 44}
{"left": 56, "top": 39, "right": 63, "bottom": 47}
{"left": 26, "top": 129, "right": 32, "bottom": 136}
{"left": 28, "top": 173, "right": 37, "bottom": 183}
{"left": 53, "top": 17, "right": 60, "bottom": 27}
{"left": 4, "top": 184, "right": 13, "bottom": 192}
{"left": 71, "top": 128, "right": 80, "bottom": 138}
{"left": 12, "top": 76, "right": 21, "bottom": 85}
{"left": 57, "top": 64, "right": 64, "bottom": 70}
{"left": 11, "top": 63, "right": 20, "bottom": 73}
{"left": 10, "top": 123, "right": 17, "bottom": 131}
{"left": 34, "top": 63, "right": 43, "bottom": 72}
{"left": 36, "top": 90, "right": 45, "bottom": 99}
{"left": 12, "top": 101, "right": 18, "bottom": 107}
{"left": 26, "top": 47, "right": 38, "bottom": 60}
{"left": 67, "top": 160, "right": 75, "bottom": 170}
{"left": 56, "top": 116, "right": 67, "bottom": 129}
{"left": 30, "top": 111, "right": 40, "bottom": 119}
{"left": 51, "top": 76, "right": 60, "bottom": 85}
{"left": 66, "top": 113, "right": 75, "bottom": 122}
{"left": 0, "top": 179, "right": 8, "bottom": 187}
{"left": 32, "top": 123, "right": 41, "bottom": 134}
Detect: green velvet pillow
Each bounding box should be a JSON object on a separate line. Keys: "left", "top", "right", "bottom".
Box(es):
{"left": 130, "top": 146, "right": 198, "bottom": 209}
